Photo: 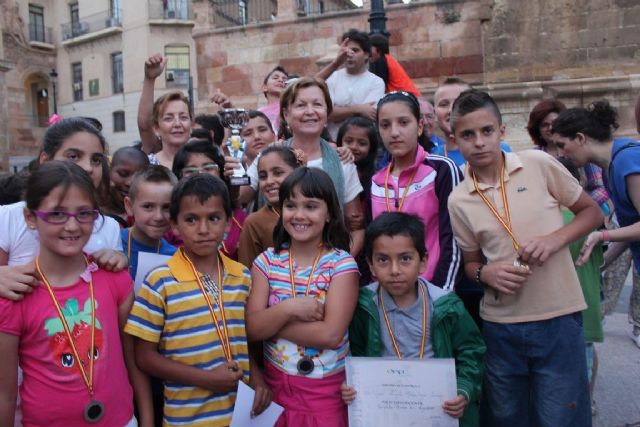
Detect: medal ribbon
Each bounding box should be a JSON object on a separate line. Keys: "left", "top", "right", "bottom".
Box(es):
{"left": 289, "top": 246, "right": 323, "bottom": 298}
{"left": 182, "top": 249, "right": 233, "bottom": 362}
{"left": 380, "top": 284, "right": 428, "bottom": 359}
{"left": 36, "top": 257, "right": 97, "bottom": 396}
{"left": 127, "top": 227, "right": 160, "bottom": 274}
{"left": 384, "top": 162, "right": 419, "bottom": 212}
{"left": 471, "top": 160, "right": 521, "bottom": 253}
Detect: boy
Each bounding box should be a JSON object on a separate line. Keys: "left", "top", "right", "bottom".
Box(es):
{"left": 258, "top": 66, "right": 288, "bottom": 132}
{"left": 121, "top": 165, "right": 177, "bottom": 284}
{"left": 447, "top": 89, "right": 603, "bottom": 426}
{"left": 125, "top": 174, "right": 270, "bottom": 426}
{"left": 346, "top": 212, "right": 485, "bottom": 427}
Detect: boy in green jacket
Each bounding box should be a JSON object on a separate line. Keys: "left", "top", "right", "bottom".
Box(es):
{"left": 344, "top": 212, "right": 485, "bottom": 427}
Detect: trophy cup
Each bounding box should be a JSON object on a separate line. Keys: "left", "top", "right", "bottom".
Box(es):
{"left": 220, "top": 108, "right": 251, "bottom": 186}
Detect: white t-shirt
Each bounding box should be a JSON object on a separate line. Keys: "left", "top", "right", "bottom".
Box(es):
{"left": 247, "top": 156, "right": 363, "bottom": 204}
{"left": 0, "top": 201, "right": 123, "bottom": 266}
{"left": 326, "top": 68, "right": 385, "bottom": 139}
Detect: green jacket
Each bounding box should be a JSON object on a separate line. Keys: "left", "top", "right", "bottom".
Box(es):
{"left": 349, "top": 280, "right": 486, "bottom": 427}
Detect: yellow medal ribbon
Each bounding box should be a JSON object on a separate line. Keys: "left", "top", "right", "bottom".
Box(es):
{"left": 384, "top": 162, "right": 419, "bottom": 212}
{"left": 380, "top": 284, "right": 428, "bottom": 359}
{"left": 288, "top": 247, "right": 323, "bottom": 298}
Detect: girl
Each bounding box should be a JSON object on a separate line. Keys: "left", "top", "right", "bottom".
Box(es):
{"left": 246, "top": 167, "right": 359, "bottom": 426}
{"left": 0, "top": 161, "right": 151, "bottom": 427}
{"left": 238, "top": 146, "right": 304, "bottom": 268}
{"left": 241, "top": 110, "right": 277, "bottom": 168}
{"left": 552, "top": 100, "right": 640, "bottom": 347}
{"left": 369, "top": 91, "right": 462, "bottom": 291}
{"left": 171, "top": 139, "right": 247, "bottom": 260}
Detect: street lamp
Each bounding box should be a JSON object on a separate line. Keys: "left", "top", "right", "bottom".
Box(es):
{"left": 368, "top": 0, "right": 389, "bottom": 36}
{"left": 49, "top": 68, "right": 58, "bottom": 115}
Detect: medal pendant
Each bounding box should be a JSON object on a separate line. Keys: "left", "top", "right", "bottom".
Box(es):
{"left": 84, "top": 400, "right": 105, "bottom": 423}
{"left": 296, "top": 356, "right": 315, "bottom": 375}
{"left": 513, "top": 258, "right": 530, "bottom": 271}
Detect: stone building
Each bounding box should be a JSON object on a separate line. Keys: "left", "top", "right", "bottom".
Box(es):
{"left": 0, "top": 0, "right": 198, "bottom": 171}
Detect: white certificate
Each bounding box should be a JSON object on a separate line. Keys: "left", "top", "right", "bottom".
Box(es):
{"left": 346, "top": 357, "right": 459, "bottom": 427}
{"left": 134, "top": 252, "right": 172, "bottom": 293}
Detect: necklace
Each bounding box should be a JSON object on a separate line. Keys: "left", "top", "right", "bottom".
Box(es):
{"left": 383, "top": 162, "right": 418, "bottom": 211}
{"left": 181, "top": 249, "right": 233, "bottom": 362}
{"left": 36, "top": 257, "right": 105, "bottom": 423}
{"left": 379, "top": 283, "right": 428, "bottom": 359}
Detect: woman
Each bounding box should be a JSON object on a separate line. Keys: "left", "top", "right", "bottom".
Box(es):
{"left": 552, "top": 100, "right": 640, "bottom": 348}
{"left": 236, "top": 77, "right": 365, "bottom": 256}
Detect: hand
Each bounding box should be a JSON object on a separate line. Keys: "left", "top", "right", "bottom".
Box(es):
{"left": 286, "top": 296, "right": 324, "bottom": 322}
{"left": 576, "top": 231, "right": 603, "bottom": 266}
{"left": 481, "top": 262, "right": 531, "bottom": 295}
{"left": 357, "top": 103, "right": 377, "bottom": 120}
{"left": 341, "top": 382, "right": 357, "bottom": 404}
{"left": 144, "top": 54, "right": 166, "bottom": 81}
{"left": 334, "top": 38, "right": 350, "bottom": 67}
{"left": 345, "top": 211, "right": 364, "bottom": 231}
{"left": 92, "top": 249, "right": 129, "bottom": 272}
{"left": 442, "top": 394, "right": 468, "bottom": 418}
{"left": 205, "top": 362, "right": 244, "bottom": 393}
{"left": 211, "top": 89, "right": 233, "bottom": 108}
{"left": 517, "top": 234, "right": 563, "bottom": 266}
{"left": 223, "top": 155, "right": 242, "bottom": 178}
{"left": 0, "top": 263, "right": 39, "bottom": 301}
{"left": 336, "top": 146, "right": 354, "bottom": 164}
{"left": 248, "top": 373, "right": 272, "bottom": 417}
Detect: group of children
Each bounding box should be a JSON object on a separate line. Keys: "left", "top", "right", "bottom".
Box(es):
{"left": 1, "top": 43, "right": 635, "bottom": 427}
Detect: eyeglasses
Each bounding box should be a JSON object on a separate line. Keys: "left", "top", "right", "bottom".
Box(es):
{"left": 182, "top": 164, "right": 220, "bottom": 177}
{"left": 32, "top": 209, "right": 100, "bottom": 224}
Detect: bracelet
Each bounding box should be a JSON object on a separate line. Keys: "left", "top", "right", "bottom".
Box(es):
{"left": 602, "top": 229, "right": 610, "bottom": 243}
{"left": 475, "top": 264, "right": 485, "bottom": 285}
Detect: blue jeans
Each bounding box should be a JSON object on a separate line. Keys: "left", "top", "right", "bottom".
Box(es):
{"left": 482, "top": 313, "right": 591, "bottom": 427}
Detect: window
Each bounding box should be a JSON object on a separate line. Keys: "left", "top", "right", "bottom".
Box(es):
{"left": 239, "top": 0, "right": 247, "bottom": 25}
{"left": 110, "top": 0, "right": 122, "bottom": 24}
{"left": 28, "top": 4, "right": 45, "bottom": 43}
{"left": 113, "top": 111, "right": 125, "bottom": 132}
{"left": 69, "top": 3, "right": 83, "bottom": 37}
{"left": 111, "top": 52, "right": 123, "bottom": 94}
{"left": 164, "top": 45, "right": 190, "bottom": 87}
{"left": 72, "top": 62, "right": 83, "bottom": 102}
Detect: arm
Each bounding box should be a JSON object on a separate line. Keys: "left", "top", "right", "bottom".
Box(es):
{"left": 315, "top": 38, "right": 349, "bottom": 81}
{"left": 602, "top": 241, "right": 630, "bottom": 270}
{"left": 462, "top": 249, "right": 530, "bottom": 296}
{"left": 277, "top": 271, "right": 359, "bottom": 349}
{"left": 245, "top": 265, "right": 323, "bottom": 341}
{"left": 343, "top": 197, "right": 364, "bottom": 257}
{"left": 330, "top": 104, "right": 376, "bottom": 122}
{"left": 0, "top": 262, "right": 39, "bottom": 301}
{"left": 119, "top": 292, "right": 154, "bottom": 427}
{"left": 518, "top": 191, "right": 603, "bottom": 266}
{"left": 248, "top": 355, "right": 271, "bottom": 416}
{"left": 0, "top": 332, "right": 18, "bottom": 427}
{"left": 91, "top": 249, "right": 129, "bottom": 272}
{"left": 138, "top": 54, "right": 166, "bottom": 154}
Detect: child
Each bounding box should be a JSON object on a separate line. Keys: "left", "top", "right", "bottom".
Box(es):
{"left": 447, "top": 89, "right": 603, "bottom": 426}
{"left": 258, "top": 66, "right": 288, "bottom": 132}
{"left": 238, "top": 146, "right": 303, "bottom": 268}
{"left": 369, "top": 90, "right": 462, "bottom": 291}
{"left": 171, "top": 139, "right": 247, "bottom": 260}
{"left": 345, "top": 212, "right": 485, "bottom": 427}
{"left": 240, "top": 110, "right": 277, "bottom": 168}
{"left": 121, "top": 165, "right": 178, "bottom": 285}
{"left": 125, "top": 174, "right": 270, "bottom": 427}
{"left": 0, "top": 161, "right": 151, "bottom": 426}
{"left": 105, "top": 147, "right": 150, "bottom": 228}
{"left": 246, "top": 167, "right": 359, "bottom": 426}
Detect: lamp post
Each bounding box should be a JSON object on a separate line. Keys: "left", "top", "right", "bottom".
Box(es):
{"left": 368, "top": 0, "right": 389, "bottom": 36}
{"left": 49, "top": 68, "right": 58, "bottom": 115}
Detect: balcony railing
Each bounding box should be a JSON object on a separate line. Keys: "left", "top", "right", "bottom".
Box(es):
{"left": 29, "top": 23, "right": 53, "bottom": 44}
{"left": 61, "top": 9, "right": 122, "bottom": 41}
{"left": 296, "top": 0, "right": 360, "bottom": 16}
{"left": 149, "top": 0, "right": 192, "bottom": 20}
{"left": 211, "top": 0, "right": 277, "bottom": 28}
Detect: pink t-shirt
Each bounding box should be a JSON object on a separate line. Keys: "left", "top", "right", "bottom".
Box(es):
{"left": 0, "top": 268, "right": 134, "bottom": 427}
{"left": 258, "top": 102, "right": 280, "bottom": 133}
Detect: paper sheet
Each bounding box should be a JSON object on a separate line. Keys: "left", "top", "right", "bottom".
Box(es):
{"left": 134, "top": 252, "right": 172, "bottom": 293}
{"left": 346, "top": 357, "right": 459, "bottom": 427}
{"left": 230, "top": 381, "right": 284, "bottom": 427}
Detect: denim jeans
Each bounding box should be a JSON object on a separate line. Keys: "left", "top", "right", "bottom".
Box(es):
{"left": 482, "top": 313, "right": 592, "bottom": 427}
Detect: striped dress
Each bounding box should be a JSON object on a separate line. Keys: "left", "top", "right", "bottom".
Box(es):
{"left": 125, "top": 249, "right": 250, "bottom": 427}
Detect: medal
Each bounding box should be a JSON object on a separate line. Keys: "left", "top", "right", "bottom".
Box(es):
{"left": 513, "top": 258, "right": 530, "bottom": 271}
{"left": 297, "top": 356, "right": 315, "bottom": 375}
{"left": 84, "top": 400, "right": 105, "bottom": 423}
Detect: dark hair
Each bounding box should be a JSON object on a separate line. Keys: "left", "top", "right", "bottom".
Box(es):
{"left": 152, "top": 91, "right": 193, "bottom": 126}
{"left": 551, "top": 100, "right": 619, "bottom": 142}
{"left": 262, "top": 66, "right": 288, "bottom": 99}
{"left": 194, "top": 114, "right": 225, "bottom": 146}
{"left": 42, "top": 117, "right": 107, "bottom": 159}
{"left": 557, "top": 157, "right": 581, "bottom": 182}
{"left": 245, "top": 110, "right": 275, "bottom": 132}
{"left": 273, "top": 167, "right": 350, "bottom": 252}
{"left": 368, "top": 34, "right": 390, "bottom": 85}
{"left": 169, "top": 174, "right": 231, "bottom": 221}
{"left": 112, "top": 146, "right": 149, "bottom": 168}
{"left": 341, "top": 29, "right": 371, "bottom": 55}
{"left": 336, "top": 116, "right": 381, "bottom": 194}
{"left": 258, "top": 145, "right": 304, "bottom": 171}
{"left": 79, "top": 117, "right": 103, "bottom": 132}
{"left": 450, "top": 89, "right": 502, "bottom": 133}
{"left": 377, "top": 91, "right": 433, "bottom": 152}
{"left": 369, "top": 33, "right": 390, "bottom": 55}
{"left": 128, "top": 165, "right": 177, "bottom": 201}
{"left": 190, "top": 127, "right": 213, "bottom": 144}
{"left": 526, "top": 99, "right": 566, "bottom": 147}
{"left": 442, "top": 77, "right": 470, "bottom": 87}
{"left": 364, "top": 212, "right": 426, "bottom": 260}
{"left": 25, "top": 160, "right": 98, "bottom": 211}
{"left": 172, "top": 139, "right": 225, "bottom": 179}
{"left": 0, "top": 171, "right": 28, "bottom": 205}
